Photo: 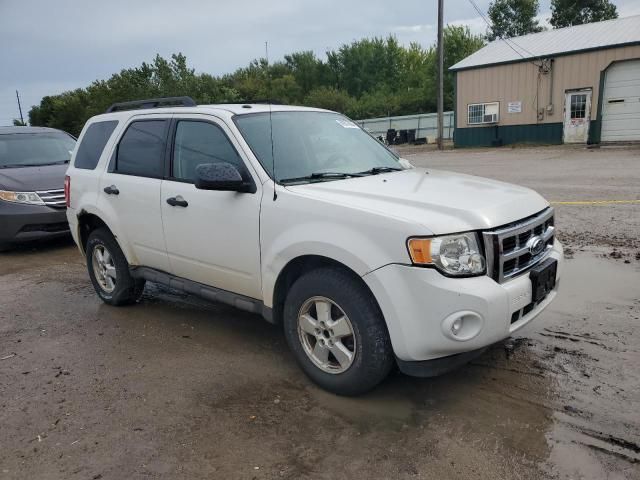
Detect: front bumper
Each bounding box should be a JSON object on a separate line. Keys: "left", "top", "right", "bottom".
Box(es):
{"left": 0, "top": 200, "right": 69, "bottom": 245}
{"left": 363, "top": 239, "right": 563, "bottom": 364}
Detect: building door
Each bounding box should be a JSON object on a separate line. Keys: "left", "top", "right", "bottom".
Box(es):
{"left": 601, "top": 60, "right": 640, "bottom": 142}
{"left": 563, "top": 89, "right": 592, "bottom": 144}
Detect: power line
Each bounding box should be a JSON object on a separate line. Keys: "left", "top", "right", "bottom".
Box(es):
{"left": 467, "top": 0, "right": 543, "bottom": 67}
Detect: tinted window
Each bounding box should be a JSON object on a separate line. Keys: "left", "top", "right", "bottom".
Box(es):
{"left": 172, "top": 121, "right": 244, "bottom": 182}
{"left": 0, "top": 132, "right": 76, "bottom": 168}
{"left": 116, "top": 120, "right": 167, "bottom": 178}
{"left": 75, "top": 121, "right": 118, "bottom": 170}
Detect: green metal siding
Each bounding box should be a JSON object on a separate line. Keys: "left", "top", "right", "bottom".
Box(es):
{"left": 454, "top": 123, "right": 563, "bottom": 147}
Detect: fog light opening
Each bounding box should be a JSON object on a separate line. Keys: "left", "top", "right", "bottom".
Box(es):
{"left": 442, "top": 311, "right": 483, "bottom": 341}
{"left": 451, "top": 318, "right": 463, "bottom": 335}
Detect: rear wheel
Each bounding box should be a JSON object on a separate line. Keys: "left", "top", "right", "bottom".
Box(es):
{"left": 86, "top": 228, "right": 145, "bottom": 305}
{"left": 283, "top": 267, "right": 394, "bottom": 396}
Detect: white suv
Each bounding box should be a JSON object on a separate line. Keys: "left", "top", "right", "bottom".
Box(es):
{"left": 65, "top": 97, "right": 563, "bottom": 395}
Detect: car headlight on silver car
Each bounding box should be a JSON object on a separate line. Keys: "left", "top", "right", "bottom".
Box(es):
{"left": 0, "top": 190, "right": 45, "bottom": 206}
{"left": 407, "top": 233, "right": 486, "bottom": 276}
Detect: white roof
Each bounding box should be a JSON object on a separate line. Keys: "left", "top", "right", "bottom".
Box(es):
{"left": 450, "top": 15, "right": 640, "bottom": 71}
{"left": 91, "top": 104, "right": 330, "bottom": 123}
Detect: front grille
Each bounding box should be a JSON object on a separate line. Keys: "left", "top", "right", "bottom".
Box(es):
{"left": 36, "top": 189, "right": 66, "bottom": 208}
{"left": 511, "top": 294, "right": 549, "bottom": 324}
{"left": 483, "top": 208, "right": 555, "bottom": 283}
{"left": 19, "top": 222, "right": 69, "bottom": 233}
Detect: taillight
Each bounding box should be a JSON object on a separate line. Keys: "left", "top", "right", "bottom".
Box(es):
{"left": 64, "top": 175, "right": 71, "bottom": 208}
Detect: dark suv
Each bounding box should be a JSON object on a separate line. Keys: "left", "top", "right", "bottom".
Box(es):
{"left": 0, "top": 126, "right": 76, "bottom": 250}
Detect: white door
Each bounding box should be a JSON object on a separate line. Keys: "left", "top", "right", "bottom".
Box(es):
{"left": 160, "top": 116, "right": 262, "bottom": 299}
{"left": 563, "top": 89, "right": 592, "bottom": 144}
{"left": 601, "top": 60, "right": 640, "bottom": 142}
{"left": 98, "top": 116, "right": 171, "bottom": 272}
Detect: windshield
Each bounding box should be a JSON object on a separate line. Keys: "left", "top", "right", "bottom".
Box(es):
{"left": 234, "top": 111, "right": 400, "bottom": 183}
{"left": 0, "top": 132, "right": 76, "bottom": 168}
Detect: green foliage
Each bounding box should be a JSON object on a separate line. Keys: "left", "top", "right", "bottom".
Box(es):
{"left": 12, "top": 119, "right": 27, "bottom": 126}
{"left": 486, "top": 0, "right": 544, "bottom": 40}
{"left": 550, "top": 0, "right": 618, "bottom": 28}
{"left": 29, "top": 32, "right": 486, "bottom": 136}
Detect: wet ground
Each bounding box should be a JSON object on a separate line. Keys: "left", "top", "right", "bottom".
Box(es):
{"left": 1, "top": 145, "right": 639, "bottom": 479}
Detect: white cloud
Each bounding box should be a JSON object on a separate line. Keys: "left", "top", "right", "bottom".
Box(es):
{"left": 1, "top": 0, "right": 638, "bottom": 125}
{"left": 394, "top": 24, "right": 435, "bottom": 33}
{"left": 448, "top": 16, "right": 488, "bottom": 36}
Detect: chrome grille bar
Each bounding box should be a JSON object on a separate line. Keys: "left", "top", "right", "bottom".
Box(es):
{"left": 483, "top": 208, "right": 555, "bottom": 283}
{"left": 36, "top": 189, "right": 66, "bottom": 208}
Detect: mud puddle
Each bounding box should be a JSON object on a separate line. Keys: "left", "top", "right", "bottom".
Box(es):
{"left": 519, "top": 254, "right": 640, "bottom": 478}
{"left": 1, "top": 246, "right": 639, "bottom": 479}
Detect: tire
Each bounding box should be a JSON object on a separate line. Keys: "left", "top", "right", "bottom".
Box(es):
{"left": 85, "top": 228, "right": 145, "bottom": 306}
{"left": 283, "top": 267, "right": 394, "bottom": 396}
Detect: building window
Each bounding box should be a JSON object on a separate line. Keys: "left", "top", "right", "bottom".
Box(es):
{"left": 570, "top": 94, "right": 587, "bottom": 119}
{"left": 467, "top": 102, "right": 499, "bottom": 125}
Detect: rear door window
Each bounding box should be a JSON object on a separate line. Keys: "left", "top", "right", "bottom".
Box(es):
{"left": 75, "top": 121, "right": 118, "bottom": 170}
{"left": 115, "top": 120, "right": 168, "bottom": 178}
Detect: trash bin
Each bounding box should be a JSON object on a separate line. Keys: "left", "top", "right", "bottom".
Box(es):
{"left": 398, "top": 130, "right": 408, "bottom": 144}
{"left": 407, "top": 129, "right": 416, "bottom": 144}
{"left": 386, "top": 129, "right": 396, "bottom": 145}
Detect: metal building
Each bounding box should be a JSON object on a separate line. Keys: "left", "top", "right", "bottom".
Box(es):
{"left": 450, "top": 15, "right": 640, "bottom": 147}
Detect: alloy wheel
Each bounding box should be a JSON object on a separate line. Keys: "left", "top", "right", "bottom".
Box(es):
{"left": 92, "top": 244, "right": 116, "bottom": 293}
{"left": 297, "top": 296, "right": 356, "bottom": 374}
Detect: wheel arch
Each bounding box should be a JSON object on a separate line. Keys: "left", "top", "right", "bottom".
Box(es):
{"left": 76, "top": 210, "right": 131, "bottom": 261}
{"left": 270, "top": 254, "right": 383, "bottom": 326}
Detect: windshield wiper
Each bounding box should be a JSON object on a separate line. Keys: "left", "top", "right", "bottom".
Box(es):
{"left": 357, "top": 166, "right": 402, "bottom": 175}
{"left": 0, "top": 164, "right": 35, "bottom": 169}
{"left": 280, "top": 171, "right": 364, "bottom": 184}
{"left": 0, "top": 160, "right": 70, "bottom": 169}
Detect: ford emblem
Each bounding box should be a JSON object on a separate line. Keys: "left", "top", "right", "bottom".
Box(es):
{"left": 527, "top": 236, "right": 545, "bottom": 256}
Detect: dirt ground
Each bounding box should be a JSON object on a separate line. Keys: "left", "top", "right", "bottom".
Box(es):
{"left": 1, "top": 145, "right": 639, "bottom": 480}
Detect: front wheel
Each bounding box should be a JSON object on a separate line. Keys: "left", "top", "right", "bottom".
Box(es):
{"left": 86, "top": 228, "right": 145, "bottom": 306}
{"left": 283, "top": 267, "right": 394, "bottom": 396}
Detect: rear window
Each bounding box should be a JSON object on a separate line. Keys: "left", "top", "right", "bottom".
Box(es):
{"left": 74, "top": 121, "right": 118, "bottom": 170}
{"left": 115, "top": 120, "right": 167, "bottom": 178}
{"left": 0, "top": 132, "right": 76, "bottom": 168}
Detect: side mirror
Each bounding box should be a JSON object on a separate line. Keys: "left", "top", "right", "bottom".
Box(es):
{"left": 194, "top": 162, "right": 254, "bottom": 192}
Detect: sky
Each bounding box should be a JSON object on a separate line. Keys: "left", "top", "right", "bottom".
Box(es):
{"left": 1, "top": 0, "right": 640, "bottom": 125}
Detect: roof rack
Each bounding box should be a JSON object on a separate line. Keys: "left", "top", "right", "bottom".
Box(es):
{"left": 213, "top": 99, "right": 283, "bottom": 105}
{"left": 105, "top": 96, "right": 196, "bottom": 113}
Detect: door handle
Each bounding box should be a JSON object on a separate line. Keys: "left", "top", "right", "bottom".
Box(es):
{"left": 166, "top": 195, "right": 188, "bottom": 208}
{"left": 103, "top": 185, "right": 119, "bottom": 195}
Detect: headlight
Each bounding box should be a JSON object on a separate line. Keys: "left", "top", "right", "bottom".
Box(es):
{"left": 407, "top": 233, "right": 486, "bottom": 276}
{"left": 0, "top": 190, "right": 45, "bottom": 206}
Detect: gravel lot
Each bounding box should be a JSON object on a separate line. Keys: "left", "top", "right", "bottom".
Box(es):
{"left": 1, "top": 145, "right": 639, "bottom": 479}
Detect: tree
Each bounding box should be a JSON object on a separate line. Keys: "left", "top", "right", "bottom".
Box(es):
{"left": 303, "top": 87, "right": 356, "bottom": 115}
{"left": 27, "top": 31, "right": 486, "bottom": 135}
{"left": 550, "top": 0, "right": 618, "bottom": 28}
{"left": 425, "top": 26, "right": 486, "bottom": 110}
{"left": 486, "top": 0, "right": 544, "bottom": 40}
{"left": 13, "top": 119, "right": 27, "bottom": 126}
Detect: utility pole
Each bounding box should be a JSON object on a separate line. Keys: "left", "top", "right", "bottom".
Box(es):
{"left": 16, "top": 90, "right": 25, "bottom": 125}
{"left": 436, "top": 0, "right": 444, "bottom": 150}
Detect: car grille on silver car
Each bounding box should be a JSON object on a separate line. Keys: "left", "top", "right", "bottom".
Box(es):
{"left": 36, "top": 189, "right": 66, "bottom": 208}
{"left": 483, "top": 208, "right": 555, "bottom": 283}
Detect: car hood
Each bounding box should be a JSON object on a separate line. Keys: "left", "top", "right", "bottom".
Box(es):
{"left": 0, "top": 163, "right": 68, "bottom": 192}
{"left": 285, "top": 168, "right": 549, "bottom": 234}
